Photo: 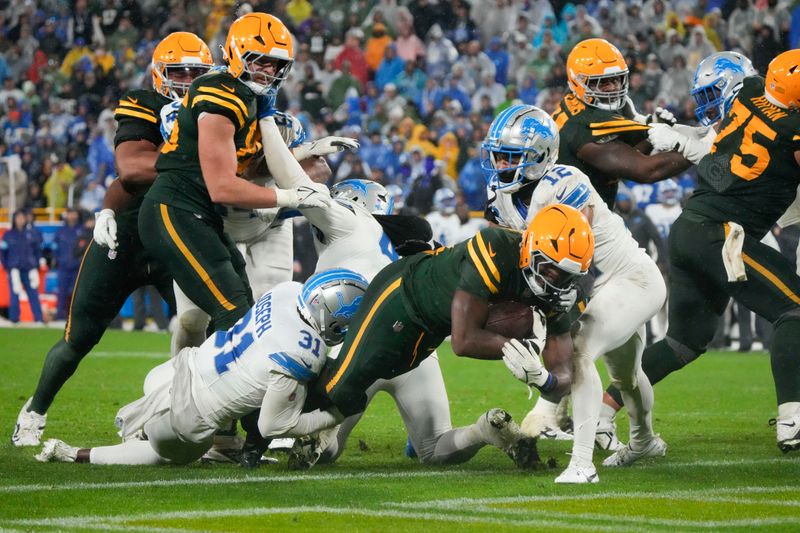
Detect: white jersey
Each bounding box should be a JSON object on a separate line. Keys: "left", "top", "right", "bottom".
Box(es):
{"left": 644, "top": 203, "right": 682, "bottom": 240}
{"left": 307, "top": 199, "right": 396, "bottom": 283}
{"left": 426, "top": 212, "right": 462, "bottom": 246}
{"left": 488, "top": 164, "right": 649, "bottom": 281}
{"left": 188, "top": 282, "right": 326, "bottom": 428}
{"left": 454, "top": 217, "right": 488, "bottom": 243}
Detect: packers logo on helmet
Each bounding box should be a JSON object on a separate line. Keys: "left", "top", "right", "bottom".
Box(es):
{"left": 151, "top": 32, "right": 213, "bottom": 100}
{"left": 224, "top": 13, "right": 295, "bottom": 96}
{"left": 566, "top": 38, "right": 629, "bottom": 111}
{"left": 765, "top": 49, "right": 800, "bottom": 110}
{"left": 519, "top": 204, "right": 594, "bottom": 301}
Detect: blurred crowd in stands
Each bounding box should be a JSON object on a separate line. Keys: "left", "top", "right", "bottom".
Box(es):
{"left": 0, "top": 0, "right": 798, "bottom": 344}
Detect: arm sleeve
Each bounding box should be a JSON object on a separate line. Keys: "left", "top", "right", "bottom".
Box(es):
{"left": 257, "top": 373, "right": 340, "bottom": 438}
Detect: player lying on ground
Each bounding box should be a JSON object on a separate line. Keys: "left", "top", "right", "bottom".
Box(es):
{"left": 259, "top": 114, "right": 531, "bottom": 468}
{"left": 599, "top": 50, "right": 800, "bottom": 454}
{"left": 285, "top": 205, "right": 594, "bottom": 470}
{"left": 12, "top": 32, "right": 214, "bottom": 448}
{"left": 484, "top": 104, "right": 667, "bottom": 483}
{"left": 35, "top": 269, "right": 368, "bottom": 465}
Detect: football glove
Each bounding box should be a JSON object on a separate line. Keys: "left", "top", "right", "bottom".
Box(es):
{"left": 292, "top": 137, "right": 360, "bottom": 161}
{"left": 93, "top": 209, "right": 118, "bottom": 250}
{"left": 274, "top": 183, "right": 331, "bottom": 209}
{"left": 648, "top": 123, "right": 714, "bottom": 164}
{"left": 625, "top": 97, "right": 677, "bottom": 126}
{"left": 502, "top": 310, "right": 556, "bottom": 392}
{"left": 552, "top": 287, "right": 578, "bottom": 314}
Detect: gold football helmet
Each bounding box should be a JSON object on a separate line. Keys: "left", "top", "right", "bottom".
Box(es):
{"left": 151, "top": 32, "right": 213, "bottom": 100}
{"left": 224, "top": 13, "right": 295, "bottom": 96}
{"left": 566, "top": 38, "right": 629, "bottom": 111}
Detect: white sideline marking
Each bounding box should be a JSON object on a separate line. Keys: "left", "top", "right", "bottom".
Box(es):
{"left": 660, "top": 457, "right": 797, "bottom": 468}
{"left": 1, "top": 505, "right": 623, "bottom": 532}
{"left": 0, "top": 469, "right": 489, "bottom": 494}
{"left": 93, "top": 351, "right": 169, "bottom": 359}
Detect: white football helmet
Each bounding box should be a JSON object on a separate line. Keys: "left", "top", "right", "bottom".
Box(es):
{"left": 657, "top": 179, "right": 682, "bottom": 206}
{"left": 297, "top": 268, "right": 369, "bottom": 346}
{"left": 433, "top": 188, "right": 456, "bottom": 214}
{"left": 691, "top": 51, "right": 756, "bottom": 126}
{"left": 481, "top": 105, "right": 559, "bottom": 194}
{"left": 331, "top": 179, "right": 393, "bottom": 215}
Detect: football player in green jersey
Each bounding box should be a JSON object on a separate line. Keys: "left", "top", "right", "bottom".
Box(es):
{"left": 139, "top": 12, "right": 330, "bottom": 334}
{"left": 554, "top": 38, "right": 700, "bottom": 208}
{"left": 12, "top": 32, "right": 214, "bottom": 448}
{"left": 293, "top": 205, "right": 594, "bottom": 468}
{"left": 609, "top": 50, "right": 800, "bottom": 454}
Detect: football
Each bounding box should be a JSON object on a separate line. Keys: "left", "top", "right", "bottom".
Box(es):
{"left": 485, "top": 301, "right": 534, "bottom": 339}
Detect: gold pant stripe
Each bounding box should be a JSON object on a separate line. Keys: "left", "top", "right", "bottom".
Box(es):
{"left": 325, "top": 277, "right": 402, "bottom": 393}
{"left": 408, "top": 331, "right": 425, "bottom": 368}
{"left": 159, "top": 203, "right": 236, "bottom": 311}
{"left": 65, "top": 241, "right": 93, "bottom": 342}
{"left": 742, "top": 253, "right": 800, "bottom": 305}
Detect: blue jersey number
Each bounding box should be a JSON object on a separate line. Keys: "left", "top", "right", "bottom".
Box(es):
{"left": 298, "top": 330, "right": 322, "bottom": 358}
{"left": 214, "top": 310, "right": 255, "bottom": 374}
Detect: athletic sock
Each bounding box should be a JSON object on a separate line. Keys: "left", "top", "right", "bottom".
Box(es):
{"left": 89, "top": 440, "right": 166, "bottom": 465}
{"left": 620, "top": 369, "right": 655, "bottom": 449}
{"left": 640, "top": 339, "right": 686, "bottom": 387}
{"left": 599, "top": 401, "right": 617, "bottom": 422}
{"left": 425, "top": 425, "right": 485, "bottom": 465}
{"left": 570, "top": 353, "right": 601, "bottom": 466}
{"left": 30, "top": 340, "right": 88, "bottom": 414}
{"left": 529, "top": 397, "right": 559, "bottom": 422}
{"left": 770, "top": 318, "right": 800, "bottom": 404}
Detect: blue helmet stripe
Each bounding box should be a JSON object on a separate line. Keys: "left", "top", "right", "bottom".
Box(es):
{"left": 301, "top": 269, "right": 369, "bottom": 302}
{"left": 269, "top": 352, "right": 316, "bottom": 382}
{"left": 489, "top": 105, "right": 524, "bottom": 141}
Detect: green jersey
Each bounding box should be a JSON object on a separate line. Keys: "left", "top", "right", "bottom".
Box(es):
{"left": 400, "top": 227, "right": 569, "bottom": 335}
{"left": 147, "top": 70, "right": 260, "bottom": 222}
{"left": 112, "top": 89, "right": 172, "bottom": 229}
{"left": 687, "top": 76, "right": 800, "bottom": 238}
{"left": 552, "top": 93, "right": 649, "bottom": 208}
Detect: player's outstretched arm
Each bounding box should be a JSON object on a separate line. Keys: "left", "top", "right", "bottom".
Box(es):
{"left": 578, "top": 139, "right": 692, "bottom": 185}
{"left": 450, "top": 290, "right": 512, "bottom": 359}
{"left": 259, "top": 116, "right": 317, "bottom": 189}
{"left": 257, "top": 373, "right": 342, "bottom": 438}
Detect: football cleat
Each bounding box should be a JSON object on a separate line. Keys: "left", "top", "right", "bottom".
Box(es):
{"left": 602, "top": 435, "right": 667, "bottom": 467}
{"left": 555, "top": 462, "right": 599, "bottom": 484}
{"left": 201, "top": 434, "right": 244, "bottom": 464}
{"left": 770, "top": 415, "right": 800, "bottom": 453}
{"left": 35, "top": 439, "right": 78, "bottom": 463}
{"left": 595, "top": 414, "right": 622, "bottom": 451}
{"left": 287, "top": 427, "right": 338, "bottom": 470}
{"left": 477, "top": 408, "right": 522, "bottom": 450}
{"left": 12, "top": 398, "right": 46, "bottom": 447}
{"left": 268, "top": 438, "right": 295, "bottom": 452}
{"left": 520, "top": 409, "right": 573, "bottom": 441}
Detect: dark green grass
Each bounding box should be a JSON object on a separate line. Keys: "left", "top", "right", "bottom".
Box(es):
{"left": 0, "top": 328, "right": 798, "bottom": 532}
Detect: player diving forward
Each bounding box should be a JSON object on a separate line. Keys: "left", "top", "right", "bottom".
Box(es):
{"left": 12, "top": 32, "right": 214, "bottom": 448}
{"left": 258, "top": 115, "right": 531, "bottom": 466}
{"left": 35, "top": 269, "right": 368, "bottom": 465}
{"left": 302, "top": 205, "right": 595, "bottom": 469}
{"left": 601, "top": 50, "right": 800, "bottom": 453}
{"left": 484, "top": 105, "right": 667, "bottom": 483}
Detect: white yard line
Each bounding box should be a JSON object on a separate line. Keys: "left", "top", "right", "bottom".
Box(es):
{"left": 0, "top": 469, "right": 492, "bottom": 494}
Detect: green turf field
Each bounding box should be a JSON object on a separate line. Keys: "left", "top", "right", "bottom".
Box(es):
{"left": 1, "top": 328, "right": 798, "bottom": 532}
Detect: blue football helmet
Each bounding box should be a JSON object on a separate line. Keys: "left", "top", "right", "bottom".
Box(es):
{"left": 298, "top": 268, "right": 369, "bottom": 346}
{"left": 481, "top": 104, "right": 559, "bottom": 194}
{"left": 691, "top": 51, "right": 756, "bottom": 126}
{"left": 331, "top": 179, "right": 393, "bottom": 215}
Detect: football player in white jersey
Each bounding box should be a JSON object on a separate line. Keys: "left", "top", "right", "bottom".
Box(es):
{"left": 426, "top": 188, "right": 461, "bottom": 245}
{"left": 35, "top": 269, "right": 368, "bottom": 465}
{"left": 645, "top": 180, "right": 683, "bottom": 241}
{"left": 484, "top": 104, "right": 667, "bottom": 483}
{"left": 258, "top": 116, "right": 536, "bottom": 467}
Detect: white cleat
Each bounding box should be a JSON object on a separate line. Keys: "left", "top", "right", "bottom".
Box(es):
{"left": 268, "top": 438, "right": 295, "bottom": 451}
{"left": 772, "top": 414, "right": 800, "bottom": 453}
{"left": 555, "top": 463, "right": 599, "bottom": 484}
{"left": 201, "top": 434, "right": 245, "bottom": 463}
{"left": 595, "top": 414, "right": 622, "bottom": 451}
{"left": 478, "top": 408, "right": 523, "bottom": 449}
{"left": 35, "top": 439, "right": 78, "bottom": 463}
{"left": 521, "top": 410, "right": 572, "bottom": 441}
{"left": 12, "top": 398, "right": 47, "bottom": 447}
{"left": 602, "top": 435, "right": 667, "bottom": 467}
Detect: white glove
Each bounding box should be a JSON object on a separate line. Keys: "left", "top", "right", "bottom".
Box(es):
{"left": 292, "top": 137, "right": 360, "bottom": 161}
{"left": 502, "top": 309, "right": 554, "bottom": 390}
{"left": 553, "top": 287, "right": 578, "bottom": 313}
{"left": 274, "top": 183, "right": 331, "bottom": 209}
{"left": 94, "top": 208, "right": 118, "bottom": 250}
{"left": 28, "top": 269, "right": 39, "bottom": 290}
{"left": 650, "top": 106, "right": 677, "bottom": 126}
{"left": 648, "top": 124, "right": 713, "bottom": 165}
{"left": 9, "top": 268, "right": 23, "bottom": 295}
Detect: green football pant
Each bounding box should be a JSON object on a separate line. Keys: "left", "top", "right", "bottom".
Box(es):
{"left": 138, "top": 200, "right": 252, "bottom": 332}
{"left": 30, "top": 222, "right": 174, "bottom": 414}
{"left": 323, "top": 259, "right": 445, "bottom": 417}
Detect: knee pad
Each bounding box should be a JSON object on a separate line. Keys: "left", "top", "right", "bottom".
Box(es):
{"left": 178, "top": 309, "right": 210, "bottom": 334}
{"left": 666, "top": 336, "right": 703, "bottom": 366}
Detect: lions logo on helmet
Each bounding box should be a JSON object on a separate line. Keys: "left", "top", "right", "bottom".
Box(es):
{"left": 691, "top": 51, "right": 756, "bottom": 126}
{"left": 297, "top": 269, "right": 369, "bottom": 346}
{"left": 331, "top": 179, "right": 393, "bottom": 215}
{"left": 481, "top": 105, "right": 559, "bottom": 193}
